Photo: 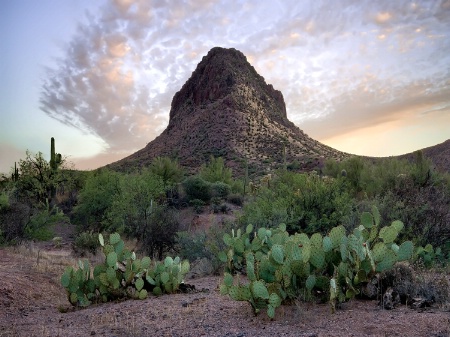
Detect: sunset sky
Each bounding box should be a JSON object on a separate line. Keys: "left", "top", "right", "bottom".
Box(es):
{"left": 1, "top": 0, "right": 450, "bottom": 174}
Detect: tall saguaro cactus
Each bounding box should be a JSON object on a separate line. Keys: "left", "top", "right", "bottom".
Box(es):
{"left": 50, "top": 137, "right": 62, "bottom": 171}
{"left": 12, "top": 162, "right": 19, "bottom": 182}
{"left": 49, "top": 137, "right": 62, "bottom": 203}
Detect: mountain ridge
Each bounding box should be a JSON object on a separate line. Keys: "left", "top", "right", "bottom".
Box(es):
{"left": 109, "top": 47, "right": 348, "bottom": 175}
{"left": 109, "top": 47, "right": 449, "bottom": 175}
{"left": 397, "top": 139, "right": 450, "bottom": 173}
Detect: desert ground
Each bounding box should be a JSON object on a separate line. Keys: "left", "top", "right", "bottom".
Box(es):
{"left": 1, "top": 233, "right": 449, "bottom": 337}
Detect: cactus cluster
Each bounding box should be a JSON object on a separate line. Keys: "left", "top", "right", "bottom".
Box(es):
{"left": 414, "top": 243, "right": 447, "bottom": 267}
{"left": 61, "top": 232, "right": 190, "bottom": 307}
{"left": 219, "top": 206, "right": 415, "bottom": 318}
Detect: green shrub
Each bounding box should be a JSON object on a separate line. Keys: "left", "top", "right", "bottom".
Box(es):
{"left": 0, "top": 192, "right": 9, "bottom": 211}
{"left": 211, "top": 197, "right": 221, "bottom": 206}
{"left": 138, "top": 205, "right": 180, "bottom": 259}
{"left": 240, "top": 171, "right": 352, "bottom": 235}
{"left": 25, "top": 200, "right": 67, "bottom": 241}
{"left": 177, "top": 231, "right": 209, "bottom": 262}
{"left": 0, "top": 201, "right": 30, "bottom": 243}
{"left": 104, "top": 169, "right": 164, "bottom": 234}
{"left": 73, "top": 231, "right": 100, "bottom": 256}
{"left": 178, "top": 221, "right": 238, "bottom": 275}
{"left": 204, "top": 220, "right": 238, "bottom": 273}
{"left": 72, "top": 169, "right": 122, "bottom": 232}
{"left": 227, "top": 193, "right": 243, "bottom": 206}
{"left": 230, "top": 179, "right": 244, "bottom": 195}
{"left": 190, "top": 199, "right": 205, "bottom": 214}
{"left": 211, "top": 182, "right": 231, "bottom": 199}
{"left": 221, "top": 204, "right": 229, "bottom": 213}
{"left": 183, "top": 176, "right": 211, "bottom": 202}
{"left": 199, "top": 156, "right": 232, "bottom": 185}
{"left": 149, "top": 156, "right": 184, "bottom": 188}
{"left": 375, "top": 179, "right": 450, "bottom": 252}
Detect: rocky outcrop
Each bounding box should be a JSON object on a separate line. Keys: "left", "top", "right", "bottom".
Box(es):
{"left": 110, "top": 47, "right": 348, "bottom": 175}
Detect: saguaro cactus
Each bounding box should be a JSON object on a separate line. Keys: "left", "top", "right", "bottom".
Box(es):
{"left": 12, "top": 162, "right": 19, "bottom": 182}
{"left": 50, "top": 137, "right": 62, "bottom": 171}
{"left": 49, "top": 137, "right": 62, "bottom": 203}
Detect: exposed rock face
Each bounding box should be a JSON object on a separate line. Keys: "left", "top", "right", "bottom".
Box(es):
{"left": 110, "top": 47, "right": 348, "bottom": 175}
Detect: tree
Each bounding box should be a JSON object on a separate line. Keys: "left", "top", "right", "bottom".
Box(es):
{"left": 72, "top": 168, "right": 122, "bottom": 232}
{"left": 149, "top": 156, "right": 184, "bottom": 188}
{"left": 105, "top": 169, "right": 165, "bottom": 235}
{"left": 199, "top": 156, "right": 232, "bottom": 185}
{"left": 15, "top": 151, "right": 54, "bottom": 205}
{"left": 1, "top": 149, "right": 72, "bottom": 242}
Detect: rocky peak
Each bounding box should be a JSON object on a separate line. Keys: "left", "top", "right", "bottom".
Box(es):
{"left": 169, "top": 47, "right": 287, "bottom": 126}
{"left": 110, "top": 47, "right": 347, "bottom": 175}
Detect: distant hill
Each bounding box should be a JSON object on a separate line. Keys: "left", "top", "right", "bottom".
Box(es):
{"left": 398, "top": 139, "right": 450, "bottom": 173}
{"left": 109, "top": 47, "right": 348, "bottom": 176}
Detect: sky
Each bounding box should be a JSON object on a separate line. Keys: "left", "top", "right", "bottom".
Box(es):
{"left": 1, "top": 0, "right": 450, "bottom": 174}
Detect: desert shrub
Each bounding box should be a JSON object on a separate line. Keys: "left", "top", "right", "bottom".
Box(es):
{"left": 324, "top": 154, "right": 440, "bottom": 198}
{"left": 149, "top": 156, "right": 184, "bottom": 188}
{"left": 177, "top": 221, "right": 238, "bottom": 275}
{"left": 375, "top": 263, "right": 450, "bottom": 308}
{"left": 240, "top": 186, "right": 290, "bottom": 229}
{"left": 212, "top": 203, "right": 221, "bottom": 214}
{"left": 25, "top": 201, "right": 67, "bottom": 240}
{"left": 0, "top": 189, "right": 67, "bottom": 243}
{"left": 227, "top": 193, "right": 243, "bottom": 206}
{"left": 138, "top": 205, "right": 180, "bottom": 259}
{"left": 189, "top": 199, "right": 205, "bottom": 214}
{"left": 199, "top": 156, "right": 232, "bottom": 185}
{"left": 220, "top": 203, "right": 229, "bottom": 213}
{"left": 104, "top": 169, "right": 165, "bottom": 234}
{"left": 240, "top": 171, "right": 352, "bottom": 235}
{"left": 0, "top": 201, "right": 31, "bottom": 243}
{"left": 177, "top": 231, "right": 209, "bottom": 262}
{"left": 230, "top": 179, "right": 244, "bottom": 195}
{"left": 287, "top": 160, "right": 301, "bottom": 171}
{"left": 204, "top": 220, "right": 239, "bottom": 273}
{"left": 13, "top": 150, "right": 75, "bottom": 207}
{"left": 375, "top": 178, "right": 450, "bottom": 252}
{"left": 183, "top": 176, "right": 211, "bottom": 202}
{"left": 340, "top": 156, "right": 365, "bottom": 193}
{"left": 211, "top": 181, "right": 231, "bottom": 199}
{"left": 72, "top": 168, "right": 122, "bottom": 232}
{"left": 0, "top": 192, "right": 9, "bottom": 211}
{"left": 72, "top": 231, "right": 100, "bottom": 256}
{"left": 211, "top": 196, "right": 221, "bottom": 205}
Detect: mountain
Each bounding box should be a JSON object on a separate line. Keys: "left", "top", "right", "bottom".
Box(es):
{"left": 110, "top": 47, "right": 348, "bottom": 175}
{"left": 399, "top": 139, "right": 450, "bottom": 173}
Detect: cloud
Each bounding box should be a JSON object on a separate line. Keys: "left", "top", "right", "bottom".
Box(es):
{"left": 302, "top": 74, "right": 450, "bottom": 140}
{"left": 39, "top": 0, "right": 450, "bottom": 162}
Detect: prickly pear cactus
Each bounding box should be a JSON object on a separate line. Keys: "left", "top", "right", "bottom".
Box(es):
{"left": 61, "top": 232, "right": 190, "bottom": 307}
{"left": 220, "top": 206, "right": 417, "bottom": 319}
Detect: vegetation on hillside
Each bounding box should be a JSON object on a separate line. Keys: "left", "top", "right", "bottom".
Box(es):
{"left": 1, "top": 144, "right": 449, "bottom": 314}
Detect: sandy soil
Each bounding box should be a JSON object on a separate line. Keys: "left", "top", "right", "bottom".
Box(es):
{"left": 1, "top": 241, "right": 450, "bottom": 337}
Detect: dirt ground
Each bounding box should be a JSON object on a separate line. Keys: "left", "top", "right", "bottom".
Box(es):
{"left": 1, "top": 238, "right": 450, "bottom": 337}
